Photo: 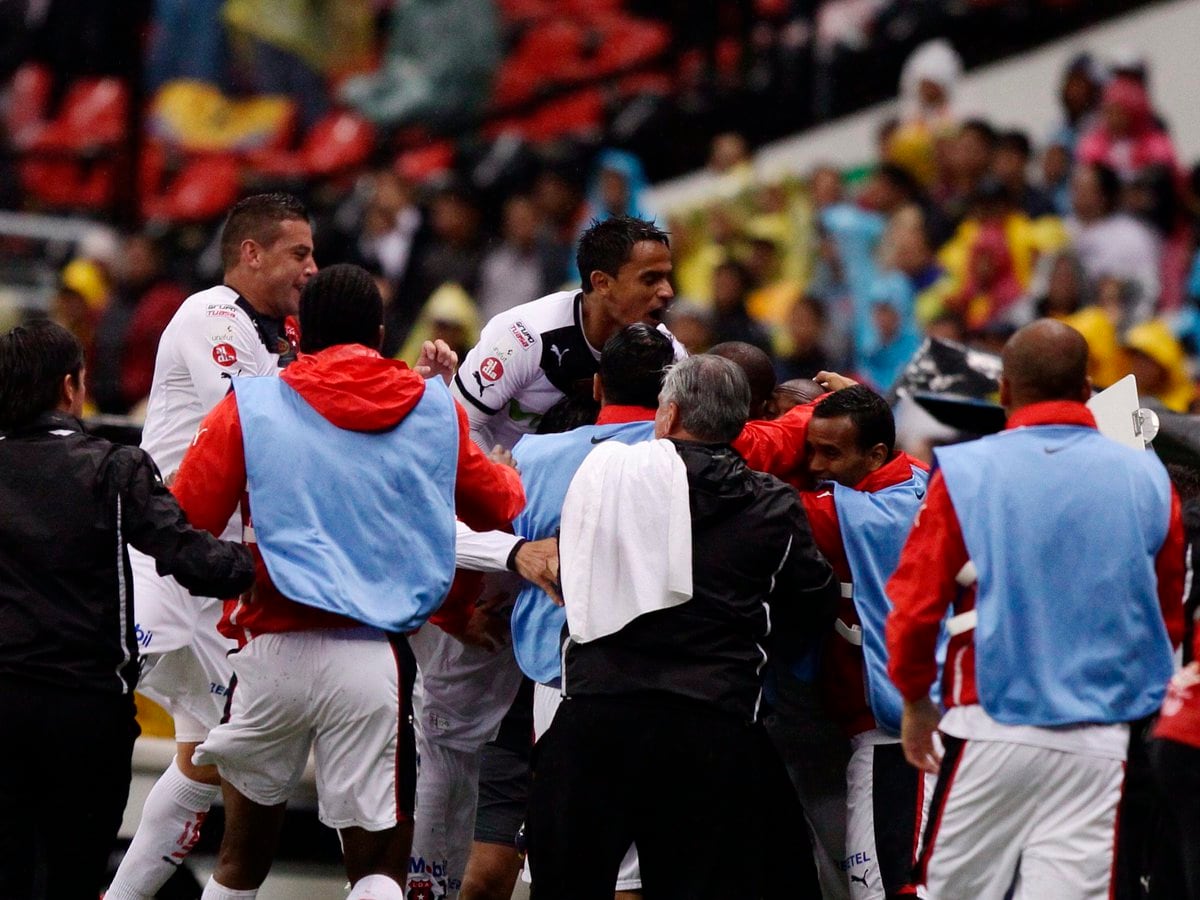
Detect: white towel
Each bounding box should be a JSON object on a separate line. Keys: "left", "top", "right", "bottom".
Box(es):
{"left": 559, "top": 438, "right": 693, "bottom": 643}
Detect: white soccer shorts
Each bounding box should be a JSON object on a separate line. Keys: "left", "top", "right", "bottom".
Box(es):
{"left": 129, "top": 548, "right": 236, "bottom": 742}
{"left": 194, "top": 627, "right": 404, "bottom": 831}
{"left": 845, "top": 731, "right": 934, "bottom": 899}
{"left": 917, "top": 737, "right": 1124, "bottom": 900}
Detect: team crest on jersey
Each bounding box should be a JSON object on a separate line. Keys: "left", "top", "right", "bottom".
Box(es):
{"left": 212, "top": 343, "right": 238, "bottom": 367}
{"left": 479, "top": 357, "right": 504, "bottom": 382}
{"left": 406, "top": 876, "right": 436, "bottom": 900}
{"left": 509, "top": 321, "right": 535, "bottom": 349}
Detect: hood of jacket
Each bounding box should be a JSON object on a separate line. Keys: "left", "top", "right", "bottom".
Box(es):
{"left": 280, "top": 343, "right": 425, "bottom": 432}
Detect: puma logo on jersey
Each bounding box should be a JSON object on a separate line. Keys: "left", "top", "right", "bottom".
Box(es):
{"left": 473, "top": 371, "right": 497, "bottom": 393}
{"left": 850, "top": 868, "right": 871, "bottom": 887}
{"left": 550, "top": 344, "right": 570, "bottom": 365}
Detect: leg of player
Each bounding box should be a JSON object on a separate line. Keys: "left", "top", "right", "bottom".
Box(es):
{"left": 201, "top": 782, "right": 288, "bottom": 897}
{"left": 105, "top": 738, "right": 220, "bottom": 899}
{"left": 342, "top": 824, "right": 414, "bottom": 886}
{"left": 460, "top": 842, "right": 523, "bottom": 900}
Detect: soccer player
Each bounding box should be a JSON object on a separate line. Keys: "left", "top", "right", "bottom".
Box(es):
{"left": 107, "top": 193, "right": 316, "bottom": 899}
{"left": 888, "top": 320, "right": 1185, "bottom": 899}
{"left": 171, "top": 264, "right": 524, "bottom": 899}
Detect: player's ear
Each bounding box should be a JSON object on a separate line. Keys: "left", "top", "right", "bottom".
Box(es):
{"left": 593, "top": 373, "right": 603, "bottom": 404}
{"left": 241, "top": 238, "right": 260, "bottom": 270}
{"left": 588, "top": 268, "right": 610, "bottom": 296}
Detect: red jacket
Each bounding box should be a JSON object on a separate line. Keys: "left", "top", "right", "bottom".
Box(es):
{"left": 172, "top": 344, "right": 525, "bottom": 640}
{"left": 886, "top": 401, "right": 1186, "bottom": 709}
{"left": 804, "top": 451, "right": 929, "bottom": 737}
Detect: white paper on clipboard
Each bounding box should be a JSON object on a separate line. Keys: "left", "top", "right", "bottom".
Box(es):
{"left": 1086, "top": 374, "right": 1145, "bottom": 450}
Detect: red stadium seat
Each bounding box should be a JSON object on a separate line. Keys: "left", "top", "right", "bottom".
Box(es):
{"left": 5, "top": 63, "right": 53, "bottom": 148}
{"left": 592, "top": 17, "right": 671, "bottom": 75}
{"left": 249, "top": 109, "right": 375, "bottom": 179}
{"left": 487, "top": 88, "right": 603, "bottom": 143}
{"left": 29, "top": 78, "right": 128, "bottom": 153}
{"left": 394, "top": 141, "right": 456, "bottom": 184}
{"left": 142, "top": 154, "right": 241, "bottom": 224}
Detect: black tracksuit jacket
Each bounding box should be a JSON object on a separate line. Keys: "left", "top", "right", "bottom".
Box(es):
{"left": 562, "top": 439, "right": 838, "bottom": 722}
{"left": 0, "top": 411, "right": 254, "bottom": 696}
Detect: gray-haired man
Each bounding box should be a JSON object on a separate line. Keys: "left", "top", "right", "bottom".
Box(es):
{"left": 526, "top": 355, "right": 838, "bottom": 899}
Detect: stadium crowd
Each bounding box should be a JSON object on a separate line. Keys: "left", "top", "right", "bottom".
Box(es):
{"left": 3, "top": 12, "right": 1200, "bottom": 900}
{"left": 21, "top": 40, "right": 1200, "bottom": 433}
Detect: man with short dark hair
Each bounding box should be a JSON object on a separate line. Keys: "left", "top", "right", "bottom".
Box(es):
{"left": 453, "top": 214, "right": 680, "bottom": 451}
{"left": 110, "top": 192, "right": 319, "bottom": 900}
{"left": 436, "top": 214, "right": 683, "bottom": 900}
{"left": 0, "top": 320, "right": 254, "bottom": 899}
{"left": 888, "top": 320, "right": 1186, "bottom": 898}
{"left": 790, "top": 385, "right": 933, "bottom": 900}
{"left": 168, "top": 264, "right": 525, "bottom": 900}
{"left": 528, "top": 354, "right": 838, "bottom": 899}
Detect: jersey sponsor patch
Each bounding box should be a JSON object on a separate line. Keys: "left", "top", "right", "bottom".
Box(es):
{"left": 205, "top": 304, "right": 239, "bottom": 320}
{"left": 480, "top": 356, "right": 504, "bottom": 382}
{"left": 510, "top": 321, "right": 536, "bottom": 349}
{"left": 212, "top": 343, "right": 239, "bottom": 367}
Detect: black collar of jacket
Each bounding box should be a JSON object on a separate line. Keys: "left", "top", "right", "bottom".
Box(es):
{"left": 2, "top": 410, "right": 84, "bottom": 439}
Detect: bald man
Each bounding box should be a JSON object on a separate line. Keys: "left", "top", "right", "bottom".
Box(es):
{"left": 709, "top": 341, "right": 777, "bottom": 420}
{"left": 885, "top": 320, "right": 1186, "bottom": 899}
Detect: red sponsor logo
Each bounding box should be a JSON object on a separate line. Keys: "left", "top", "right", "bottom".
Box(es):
{"left": 212, "top": 343, "right": 238, "bottom": 367}
{"left": 480, "top": 356, "right": 504, "bottom": 381}
{"left": 509, "top": 322, "right": 535, "bottom": 349}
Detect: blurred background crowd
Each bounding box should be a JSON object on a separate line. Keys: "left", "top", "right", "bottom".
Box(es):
{"left": 2, "top": 0, "right": 1199, "bottom": 422}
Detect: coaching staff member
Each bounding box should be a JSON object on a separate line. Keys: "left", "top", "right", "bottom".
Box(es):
{"left": 0, "top": 320, "right": 255, "bottom": 900}
{"left": 527, "top": 354, "right": 838, "bottom": 899}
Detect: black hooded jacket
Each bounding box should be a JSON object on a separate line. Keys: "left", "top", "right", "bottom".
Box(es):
{"left": 0, "top": 412, "right": 254, "bottom": 695}
{"left": 562, "top": 439, "right": 838, "bottom": 722}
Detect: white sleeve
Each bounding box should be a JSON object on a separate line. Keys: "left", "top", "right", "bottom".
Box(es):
{"left": 180, "top": 310, "right": 273, "bottom": 411}
{"left": 658, "top": 323, "right": 689, "bottom": 361}
{"left": 452, "top": 311, "right": 542, "bottom": 445}
{"left": 455, "top": 521, "right": 522, "bottom": 573}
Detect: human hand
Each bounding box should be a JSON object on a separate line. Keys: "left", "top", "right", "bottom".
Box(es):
{"left": 457, "top": 591, "right": 510, "bottom": 651}
{"left": 814, "top": 371, "right": 859, "bottom": 393}
{"left": 901, "top": 696, "right": 943, "bottom": 774}
{"left": 514, "top": 537, "right": 561, "bottom": 605}
{"left": 489, "top": 445, "right": 517, "bottom": 469}
{"left": 415, "top": 339, "right": 458, "bottom": 384}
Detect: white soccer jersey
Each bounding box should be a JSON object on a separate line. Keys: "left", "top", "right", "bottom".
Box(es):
{"left": 451, "top": 290, "right": 684, "bottom": 450}
{"left": 140, "top": 285, "right": 291, "bottom": 484}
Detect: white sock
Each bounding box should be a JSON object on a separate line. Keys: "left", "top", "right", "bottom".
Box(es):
{"left": 105, "top": 757, "right": 220, "bottom": 899}
{"left": 348, "top": 874, "right": 405, "bottom": 899}
{"left": 200, "top": 876, "right": 258, "bottom": 899}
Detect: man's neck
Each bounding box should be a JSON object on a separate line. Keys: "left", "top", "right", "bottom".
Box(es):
{"left": 579, "top": 291, "right": 616, "bottom": 351}
{"left": 224, "top": 273, "right": 273, "bottom": 318}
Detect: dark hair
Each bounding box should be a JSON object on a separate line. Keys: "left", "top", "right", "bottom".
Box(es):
{"left": 298, "top": 264, "right": 382, "bottom": 353}
{"left": 0, "top": 319, "right": 85, "bottom": 430}
{"left": 219, "top": 193, "right": 309, "bottom": 272}
{"left": 599, "top": 323, "right": 674, "bottom": 408}
{"left": 812, "top": 385, "right": 896, "bottom": 456}
{"left": 997, "top": 130, "right": 1032, "bottom": 159}
{"left": 714, "top": 259, "right": 753, "bottom": 294}
{"left": 1088, "top": 162, "right": 1122, "bottom": 215}
{"left": 577, "top": 216, "right": 669, "bottom": 294}
{"left": 537, "top": 393, "right": 600, "bottom": 434}
{"left": 876, "top": 162, "right": 922, "bottom": 199}
{"left": 793, "top": 294, "right": 828, "bottom": 324}
{"left": 960, "top": 118, "right": 998, "bottom": 147}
